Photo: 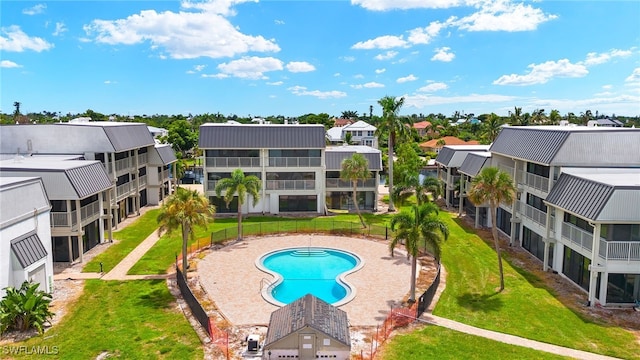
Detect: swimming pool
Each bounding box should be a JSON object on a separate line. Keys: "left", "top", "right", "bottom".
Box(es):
{"left": 257, "top": 247, "right": 363, "bottom": 306}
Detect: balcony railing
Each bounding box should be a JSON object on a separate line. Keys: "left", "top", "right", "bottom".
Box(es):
{"left": 522, "top": 171, "right": 550, "bottom": 193}
{"left": 266, "top": 180, "right": 315, "bottom": 190}
{"left": 138, "top": 175, "right": 147, "bottom": 186}
{"left": 207, "top": 180, "right": 219, "bottom": 192}
{"left": 599, "top": 239, "right": 640, "bottom": 261}
{"left": 325, "top": 178, "right": 376, "bottom": 188}
{"left": 562, "top": 222, "right": 593, "bottom": 252}
{"left": 268, "top": 157, "right": 321, "bottom": 167}
{"left": 116, "top": 183, "right": 131, "bottom": 198}
{"left": 80, "top": 202, "right": 100, "bottom": 221}
{"left": 498, "top": 164, "right": 514, "bottom": 176}
{"left": 50, "top": 212, "right": 77, "bottom": 228}
{"left": 137, "top": 153, "right": 148, "bottom": 165}
{"left": 517, "top": 202, "right": 547, "bottom": 227}
{"left": 115, "top": 158, "right": 130, "bottom": 173}
{"left": 205, "top": 157, "right": 261, "bottom": 168}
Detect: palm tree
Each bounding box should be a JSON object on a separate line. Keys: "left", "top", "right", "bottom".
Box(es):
{"left": 482, "top": 113, "right": 503, "bottom": 143}
{"left": 467, "top": 167, "right": 516, "bottom": 292}
{"left": 340, "top": 153, "right": 371, "bottom": 227}
{"left": 157, "top": 187, "right": 215, "bottom": 273}
{"left": 391, "top": 175, "right": 441, "bottom": 207}
{"left": 376, "top": 96, "right": 409, "bottom": 212}
{"left": 509, "top": 106, "right": 522, "bottom": 126}
{"left": 214, "top": 169, "right": 261, "bottom": 241}
{"left": 390, "top": 203, "right": 449, "bottom": 302}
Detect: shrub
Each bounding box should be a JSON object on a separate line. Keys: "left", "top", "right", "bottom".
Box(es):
{"left": 0, "top": 281, "right": 54, "bottom": 334}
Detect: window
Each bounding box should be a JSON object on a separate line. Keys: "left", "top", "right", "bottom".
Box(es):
{"left": 206, "top": 149, "right": 259, "bottom": 157}
{"left": 606, "top": 273, "right": 639, "bottom": 303}
{"left": 496, "top": 208, "right": 512, "bottom": 236}
{"left": 526, "top": 193, "right": 546, "bottom": 212}
{"left": 601, "top": 224, "right": 640, "bottom": 242}
{"left": 563, "top": 213, "right": 593, "bottom": 233}
{"left": 279, "top": 195, "right": 317, "bottom": 212}
{"left": 522, "top": 226, "right": 547, "bottom": 262}
{"left": 562, "top": 247, "right": 591, "bottom": 291}
{"left": 208, "top": 196, "right": 238, "bottom": 213}
{"left": 526, "top": 162, "right": 549, "bottom": 178}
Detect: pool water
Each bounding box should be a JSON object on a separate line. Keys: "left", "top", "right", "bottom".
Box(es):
{"left": 260, "top": 248, "right": 360, "bottom": 305}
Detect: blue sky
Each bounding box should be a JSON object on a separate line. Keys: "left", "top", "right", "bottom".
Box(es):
{"left": 1, "top": 0, "right": 639, "bottom": 118}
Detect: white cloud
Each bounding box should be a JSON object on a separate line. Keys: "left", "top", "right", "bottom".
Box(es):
{"left": 0, "top": 25, "right": 54, "bottom": 52}
{"left": 375, "top": 68, "right": 386, "bottom": 74}
{"left": 351, "top": 0, "right": 462, "bottom": 11}
{"left": 351, "top": 82, "right": 385, "bottom": 89}
{"left": 334, "top": 72, "right": 341, "bottom": 77}
{"left": 602, "top": 84, "right": 613, "bottom": 90}
{"left": 397, "top": 74, "right": 418, "bottom": 83}
{"left": 403, "top": 93, "right": 517, "bottom": 109}
{"left": 582, "top": 48, "right": 633, "bottom": 66}
{"left": 451, "top": 0, "right": 557, "bottom": 32}
{"left": 407, "top": 22, "right": 445, "bottom": 44}
{"left": 214, "top": 56, "right": 283, "bottom": 79}
{"left": 23, "top": 4, "right": 46, "bottom": 15}
{"left": 625, "top": 68, "right": 640, "bottom": 86}
{"left": 353, "top": 74, "right": 364, "bottom": 79}
{"left": 374, "top": 51, "right": 398, "bottom": 60}
{"left": 431, "top": 47, "right": 455, "bottom": 62}
{"left": 83, "top": 3, "right": 280, "bottom": 59}
{"left": 53, "top": 22, "right": 67, "bottom": 36}
{"left": 288, "top": 86, "right": 347, "bottom": 99}
{"left": 286, "top": 61, "right": 316, "bottom": 73}
{"left": 341, "top": 56, "right": 356, "bottom": 62}
{"left": 186, "top": 64, "right": 206, "bottom": 74}
{"left": 0, "top": 60, "right": 21, "bottom": 68}
{"left": 267, "top": 81, "right": 283, "bottom": 86}
{"left": 493, "top": 59, "right": 588, "bottom": 86}
{"left": 274, "top": 19, "right": 285, "bottom": 25}
{"left": 352, "top": 35, "right": 407, "bottom": 50}
{"left": 104, "top": 80, "right": 117, "bottom": 85}
{"left": 417, "top": 82, "right": 448, "bottom": 92}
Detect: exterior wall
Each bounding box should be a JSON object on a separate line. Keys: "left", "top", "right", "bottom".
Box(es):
{"left": 263, "top": 327, "right": 350, "bottom": 360}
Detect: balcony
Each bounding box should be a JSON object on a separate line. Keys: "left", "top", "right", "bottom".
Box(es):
{"left": 517, "top": 202, "right": 547, "bottom": 227}
{"left": 325, "top": 178, "right": 376, "bottom": 188}
{"left": 138, "top": 175, "right": 147, "bottom": 186}
{"left": 266, "top": 180, "right": 315, "bottom": 190}
{"left": 115, "top": 158, "right": 131, "bottom": 173}
{"left": 562, "top": 223, "right": 593, "bottom": 252}
{"left": 268, "top": 157, "right": 321, "bottom": 167}
{"left": 520, "top": 171, "right": 550, "bottom": 193}
{"left": 137, "top": 153, "right": 148, "bottom": 165}
{"left": 80, "top": 201, "right": 101, "bottom": 222}
{"left": 50, "top": 212, "right": 77, "bottom": 228}
{"left": 205, "top": 157, "right": 261, "bottom": 168}
{"left": 116, "top": 183, "right": 131, "bottom": 198}
{"left": 498, "top": 164, "right": 514, "bottom": 176}
{"left": 599, "top": 239, "right": 640, "bottom": 262}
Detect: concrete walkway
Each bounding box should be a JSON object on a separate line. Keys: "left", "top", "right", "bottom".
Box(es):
{"left": 101, "top": 230, "right": 169, "bottom": 281}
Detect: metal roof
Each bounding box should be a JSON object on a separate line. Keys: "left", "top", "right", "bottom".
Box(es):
{"left": 545, "top": 173, "right": 614, "bottom": 220}
{"left": 0, "top": 177, "right": 50, "bottom": 229}
{"left": 458, "top": 152, "right": 491, "bottom": 177}
{"left": 434, "top": 147, "right": 456, "bottom": 166}
{"left": 11, "top": 232, "right": 48, "bottom": 269}
{"left": 325, "top": 146, "right": 382, "bottom": 171}
{"left": 155, "top": 144, "right": 177, "bottom": 165}
{"left": 435, "top": 145, "right": 490, "bottom": 168}
{"left": 100, "top": 123, "right": 156, "bottom": 151}
{"left": 264, "top": 294, "right": 350, "bottom": 348}
{"left": 489, "top": 127, "right": 570, "bottom": 164}
{"left": 199, "top": 124, "right": 326, "bottom": 149}
{"left": 65, "top": 162, "right": 113, "bottom": 198}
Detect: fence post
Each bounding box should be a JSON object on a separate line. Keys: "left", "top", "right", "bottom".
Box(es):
{"left": 385, "top": 226, "right": 388, "bottom": 240}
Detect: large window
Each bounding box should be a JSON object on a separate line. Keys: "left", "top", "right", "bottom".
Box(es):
{"left": 522, "top": 226, "right": 552, "bottom": 266}
{"left": 205, "top": 149, "right": 259, "bottom": 157}
{"left": 496, "top": 207, "right": 512, "bottom": 236}
{"left": 208, "top": 196, "right": 238, "bottom": 213}
{"left": 526, "top": 162, "right": 549, "bottom": 178}
{"left": 268, "top": 149, "right": 320, "bottom": 158}
{"left": 279, "top": 195, "right": 317, "bottom": 212}
{"left": 562, "top": 247, "right": 591, "bottom": 291}
{"left": 607, "top": 273, "right": 639, "bottom": 304}
{"left": 526, "top": 193, "right": 546, "bottom": 212}
{"left": 601, "top": 224, "right": 640, "bottom": 242}
{"left": 326, "top": 191, "right": 375, "bottom": 211}
{"left": 563, "top": 213, "right": 593, "bottom": 233}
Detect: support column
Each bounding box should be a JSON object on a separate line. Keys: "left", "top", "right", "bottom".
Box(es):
{"left": 588, "top": 223, "right": 602, "bottom": 307}
{"left": 543, "top": 208, "right": 552, "bottom": 272}
{"left": 107, "top": 188, "right": 113, "bottom": 242}
{"left": 134, "top": 149, "right": 140, "bottom": 215}
{"left": 75, "top": 199, "right": 84, "bottom": 263}
{"left": 509, "top": 159, "right": 519, "bottom": 246}
{"left": 474, "top": 206, "right": 480, "bottom": 228}
{"left": 458, "top": 175, "right": 465, "bottom": 216}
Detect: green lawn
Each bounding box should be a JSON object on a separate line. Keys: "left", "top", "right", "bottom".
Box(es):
{"left": 430, "top": 212, "right": 640, "bottom": 359}
{"left": 15, "top": 280, "right": 202, "bottom": 359}
{"left": 380, "top": 326, "right": 570, "bottom": 360}
{"left": 83, "top": 209, "right": 161, "bottom": 273}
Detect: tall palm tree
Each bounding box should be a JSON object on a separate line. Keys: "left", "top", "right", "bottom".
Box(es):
{"left": 467, "top": 167, "right": 516, "bottom": 292}
{"left": 390, "top": 203, "right": 449, "bottom": 302}
{"left": 482, "top": 113, "right": 503, "bottom": 143}
{"left": 391, "top": 175, "right": 442, "bottom": 207}
{"left": 376, "top": 96, "right": 409, "bottom": 212}
{"left": 214, "top": 169, "right": 261, "bottom": 241}
{"left": 340, "top": 153, "right": 371, "bottom": 227}
{"left": 157, "top": 187, "right": 215, "bottom": 273}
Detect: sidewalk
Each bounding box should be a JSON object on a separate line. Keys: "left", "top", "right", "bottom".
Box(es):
{"left": 101, "top": 230, "right": 169, "bottom": 281}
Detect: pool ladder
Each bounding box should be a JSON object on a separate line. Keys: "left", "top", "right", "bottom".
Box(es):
{"left": 260, "top": 278, "right": 277, "bottom": 295}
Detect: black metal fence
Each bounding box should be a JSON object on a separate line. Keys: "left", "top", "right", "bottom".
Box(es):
{"left": 210, "top": 220, "right": 390, "bottom": 245}
{"left": 416, "top": 265, "right": 441, "bottom": 318}
{"left": 176, "top": 267, "right": 211, "bottom": 338}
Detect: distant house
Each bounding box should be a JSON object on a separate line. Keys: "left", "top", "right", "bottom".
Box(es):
{"left": 596, "top": 118, "right": 623, "bottom": 127}
{"left": 333, "top": 118, "right": 355, "bottom": 127}
{"left": 262, "top": 294, "right": 350, "bottom": 360}
{"left": 147, "top": 125, "right": 169, "bottom": 138}
{"left": 326, "top": 120, "right": 378, "bottom": 148}
{"left": 412, "top": 121, "right": 433, "bottom": 137}
{"left": 419, "top": 136, "right": 480, "bottom": 153}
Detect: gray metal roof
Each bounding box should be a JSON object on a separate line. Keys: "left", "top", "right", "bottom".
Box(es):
{"left": 11, "top": 232, "right": 48, "bottom": 268}
{"left": 435, "top": 145, "right": 490, "bottom": 168}
{"left": 458, "top": 152, "right": 491, "bottom": 177}
{"left": 264, "top": 294, "right": 350, "bottom": 348}
{"left": 99, "top": 123, "right": 156, "bottom": 151}
{"left": 65, "top": 162, "right": 113, "bottom": 198}
{"left": 434, "top": 147, "right": 456, "bottom": 166}
{"left": 489, "top": 127, "right": 570, "bottom": 164}
{"left": 199, "top": 124, "right": 326, "bottom": 149}
{"left": 545, "top": 173, "right": 614, "bottom": 220}
{"left": 155, "top": 145, "right": 177, "bottom": 165}
{"left": 325, "top": 146, "right": 382, "bottom": 171}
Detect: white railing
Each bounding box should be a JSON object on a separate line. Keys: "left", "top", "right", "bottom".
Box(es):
{"left": 325, "top": 178, "right": 376, "bottom": 188}
{"left": 115, "top": 158, "right": 130, "bottom": 172}
{"left": 205, "top": 157, "right": 261, "bottom": 168}
{"left": 207, "top": 180, "right": 219, "bottom": 192}
{"left": 266, "top": 180, "right": 315, "bottom": 190}
{"left": 562, "top": 223, "right": 593, "bottom": 252}
{"left": 268, "top": 157, "right": 322, "bottom": 167}
{"left": 138, "top": 175, "right": 147, "bottom": 187}
{"left": 517, "top": 202, "right": 547, "bottom": 227}
{"left": 599, "top": 239, "right": 640, "bottom": 261}
{"left": 523, "top": 171, "right": 550, "bottom": 193}
{"left": 498, "top": 164, "right": 514, "bottom": 176}
{"left": 50, "top": 212, "right": 77, "bottom": 228}
{"left": 116, "top": 183, "right": 131, "bottom": 198}
{"left": 80, "top": 202, "right": 100, "bottom": 221}
{"left": 137, "top": 153, "right": 148, "bottom": 165}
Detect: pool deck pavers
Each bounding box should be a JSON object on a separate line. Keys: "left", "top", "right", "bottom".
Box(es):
{"left": 196, "top": 234, "right": 412, "bottom": 327}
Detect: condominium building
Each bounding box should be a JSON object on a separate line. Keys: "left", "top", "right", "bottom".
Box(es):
{"left": 0, "top": 177, "right": 53, "bottom": 296}
{"left": 442, "top": 125, "right": 640, "bottom": 306}
{"left": 434, "top": 145, "right": 490, "bottom": 208}
{"left": 325, "top": 146, "right": 382, "bottom": 212}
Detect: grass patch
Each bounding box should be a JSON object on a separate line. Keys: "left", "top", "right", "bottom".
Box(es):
{"left": 381, "top": 326, "right": 569, "bottom": 360}
{"left": 83, "top": 209, "right": 161, "bottom": 273}
{"left": 14, "top": 280, "right": 201, "bottom": 359}
{"left": 434, "top": 211, "right": 640, "bottom": 359}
